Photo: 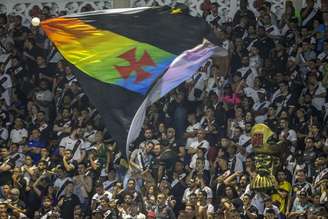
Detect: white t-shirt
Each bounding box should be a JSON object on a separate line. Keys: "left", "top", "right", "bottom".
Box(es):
{"left": 190, "top": 155, "right": 210, "bottom": 170}
{"left": 185, "top": 122, "right": 201, "bottom": 148}
{"left": 237, "top": 66, "right": 258, "bottom": 88}
{"left": 195, "top": 186, "right": 213, "bottom": 199}
{"left": 53, "top": 177, "right": 71, "bottom": 198}
{"left": 0, "top": 74, "right": 12, "bottom": 106}
{"left": 0, "top": 127, "right": 8, "bottom": 142}
{"left": 59, "top": 136, "right": 85, "bottom": 161}
{"left": 91, "top": 191, "right": 113, "bottom": 204}
{"left": 10, "top": 128, "right": 28, "bottom": 144}
{"left": 311, "top": 82, "right": 326, "bottom": 111}
{"left": 189, "top": 139, "right": 209, "bottom": 151}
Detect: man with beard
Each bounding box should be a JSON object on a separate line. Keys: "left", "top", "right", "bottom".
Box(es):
{"left": 34, "top": 79, "right": 54, "bottom": 121}
{"left": 58, "top": 182, "right": 80, "bottom": 219}
{"left": 59, "top": 128, "right": 85, "bottom": 163}
{"left": 53, "top": 108, "right": 73, "bottom": 139}
{"left": 236, "top": 56, "right": 258, "bottom": 88}
{"left": 252, "top": 26, "right": 275, "bottom": 61}
{"left": 300, "top": 0, "right": 322, "bottom": 29}
{"left": 0, "top": 147, "right": 14, "bottom": 186}
{"left": 127, "top": 141, "right": 154, "bottom": 189}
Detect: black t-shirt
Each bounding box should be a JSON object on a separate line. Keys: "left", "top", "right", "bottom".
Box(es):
{"left": 159, "top": 148, "right": 178, "bottom": 179}
{"left": 59, "top": 159, "right": 78, "bottom": 177}
{"left": 60, "top": 194, "right": 80, "bottom": 219}
{"left": 0, "top": 158, "right": 14, "bottom": 186}
{"left": 253, "top": 37, "right": 275, "bottom": 60}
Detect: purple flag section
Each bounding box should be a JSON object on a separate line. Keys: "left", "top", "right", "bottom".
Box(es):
{"left": 126, "top": 41, "right": 227, "bottom": 157}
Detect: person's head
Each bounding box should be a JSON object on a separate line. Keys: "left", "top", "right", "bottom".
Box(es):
{"left": 221, "top": 137, "right": 230, "bottom": 148}
{"left": 0, "top": 203, "right": 6, "bottom": 215}
{"left": 14, "top": 118, "right": 24, "bottom": 129}
{"left": 37, "top": 160, "right": 47, "bottom": 171}
{"left": 306, "top": 0, "right": 315, "bottom": 8}
{"left": 188, "top": 193, "right": 197, "bottom": 205}
{"left": 196, "top": 129, "right": 206, "bottom": 141}
{"left": 166, "top": 127, "right": 175, "bottom": 139}
{"left": 73, "top": 205, "right": 83, "bottom": 219}
{"left": 240, "top": 174, "right": 248, "bottom": 187}
{"left": 279, "top": 118, "right": 289, "bottom": 129}
{"left": 242, "top": 194, "right": 252, "bottom": 205}
{"left": 30, "top": 128, "right": 41, "bottom": 140}
{"left": 24, "top": 155, "right": 33, "bottom": 166}
{"left": 64, "top": 149, "right": 73, "bottom": 160}
{"left": 65, "top": 182, "right": 74, "bottom": 195}
{"left": 95, "top": 182, "right": 104, "bottom": 195}
{"left": 264, "top": 208, "right": 276, "bottom": 219}
{"left": 127, "top": 179, "right": 136, "bottom": 191}
{"left": 0, "top": 147, "right": 9, "bottom": 158}
{"left": 157, "top": 193, "right": 166, "bottom": 205}
{"left": 277, "top": 170, "right": 287, "bottom": 182}
{"left": 94, "top": 130, "right": 103, "bottom": 143}
{"left": 1, "top": 185, "right": 10, "bottom": 197}
{"left": 224, "top": 185, "right": 236, "bottom": 199}
{"left": 174, "top": 160, "right": 184, "bottom": 173}
{"left": 144, "top": 128, "right": 153, "bottom": 140}
{"left": 264, "top": 195, "right": 273, "bottom": 207}
{"left": 14, "top": 15, "right": 22, "bottom": 27}
{"left": 144, "top": 141, "right": 154, "bottom": 153}
{"left": 233, "top": 126, "right": 243, "bottom": 139}
{"left": 195, "top": 158, "right": 205, "bottom": 171}
{"left": 278, "top": 187, "right": 289, "bottom": 199}
{"left": 295, "top": 169, "right": 306, "bottom": 182}
{"left": 297, "top": 190, "right": 308, "bottom": 203}
{"left": 40, "top": 148, "right": 49, "bottom": 158}
{"left": 24, "top": 37, "right": 35, "bottom": 49}
{"left": 77, "top": 163, "right": 87, "bottom": 175}
{"left": 9, "top": 188, "right": 20, "bottom": 201}
{"left": 305, "top": 137, "right": 314, "bottom": 149}
{"left": 62, "top": 108, "right": 71, "bottom": 119}
{"left": 313, "top": 192, "right": 321, "bottom": 205}
{"left": 196, "top": 190, "right": 207, "bottom": 203}
{"left": 241, "top": 56, "right": 249, "bottom": 66}
{"left": 314, "top": 154, "right": 326, "bottom": 169}
{"left": 43, "top": 196, "right": 52, "bottom": 209}
{"left": 123, "top": 193, "right": 133, "bottom": 205}
{"left": 39, "top": 79, "right": 49, "bottom": 90}
{"left": 240, "top": 0, "right": 248, "bottom": 10}
{"left": 245, "top": 122, "right": 253, "bottom": 133}
{"left": 36, "top": 56, "right": 46, "bottom": 66}
{"left": 187, "top": 178, "right": 195, "bottom": 188}
{"left": 152, "top": 144, "right": 161, "bottom": 156}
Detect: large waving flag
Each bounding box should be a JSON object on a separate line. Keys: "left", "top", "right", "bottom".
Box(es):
{"left": 41, "top": 6, "right": 220, "bottom": 158}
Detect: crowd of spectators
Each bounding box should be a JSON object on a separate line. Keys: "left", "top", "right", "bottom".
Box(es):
{"left": 0, "top": 0, "right": 328, "bottom": 218}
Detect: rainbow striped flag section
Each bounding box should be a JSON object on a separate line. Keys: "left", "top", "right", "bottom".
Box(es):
{"left": 41, "top": 6, "right": 218, "bottom": 157}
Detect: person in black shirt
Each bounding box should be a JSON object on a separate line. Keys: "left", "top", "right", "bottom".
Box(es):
{"left": 0, "top": 147, "right": 14, "bottom": 186}
{"left": 61, "top": 149, "right": 78, "bottom": 177}
{"left": 58, "top": 181, "right": 80, "bottom": 219}
{"left": 233, "top": 0, "right": 256, "bottom": 26}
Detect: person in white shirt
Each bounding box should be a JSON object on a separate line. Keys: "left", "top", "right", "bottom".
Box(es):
{"left": 236, "top": 56, "right": 258, "bottom": 88}
{"left": 184, "top": 113, "right": 201, "bottom": 148}
{"left": 59, "top": 128, "right": 86, "bottom": 163}
{"left": 188, "top": 129, "right": 209, "bottom": 156}
{"left": 0, "top": 65, "right": 12, "bottom": 106}
{"left": 10, "top": 118, "right": 28, "bottom": 145}
{"left": 252, "top": 89, "right": 270, "bottom": 123}
{"left": 91, "top": 182, "right": 113, "bottom": 212}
